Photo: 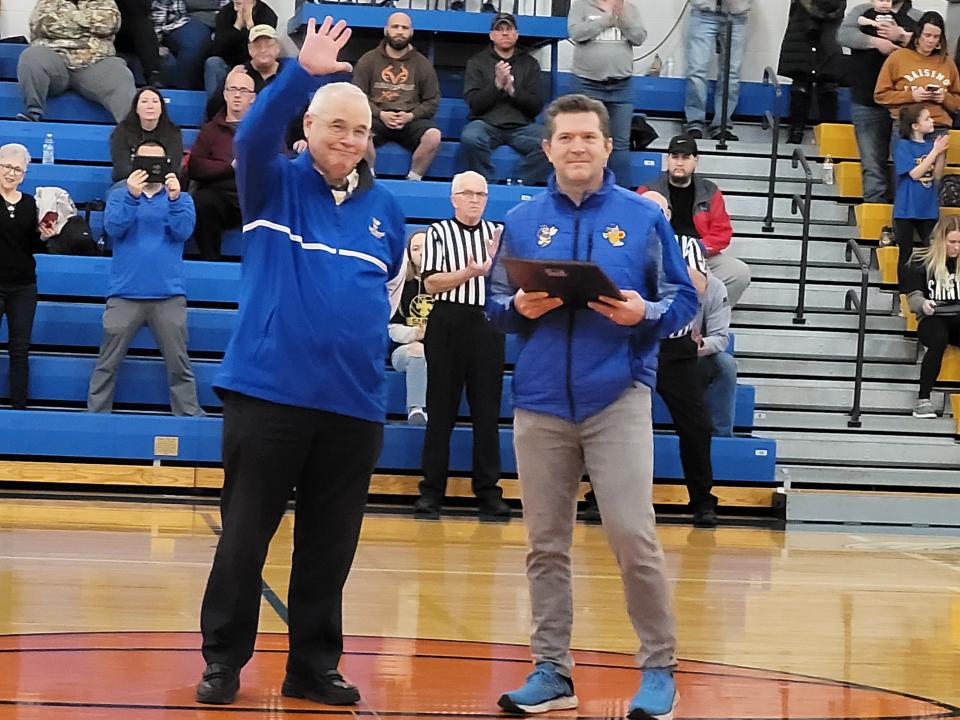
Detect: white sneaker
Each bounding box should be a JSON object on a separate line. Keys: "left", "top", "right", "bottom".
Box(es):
{"left": 407, "top": 407, "right": 428, "bottom": 425}
{"left": 912, "top": 399, "right": 937, "bottom": 418}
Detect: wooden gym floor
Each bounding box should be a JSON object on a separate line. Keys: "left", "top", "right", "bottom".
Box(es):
{"left": 1, "top": 496, "right": 959, "bottom": 719}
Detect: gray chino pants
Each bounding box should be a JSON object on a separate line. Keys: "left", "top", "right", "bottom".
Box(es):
{"left": 514, "top": 385, "right": 677, "bottom": 675}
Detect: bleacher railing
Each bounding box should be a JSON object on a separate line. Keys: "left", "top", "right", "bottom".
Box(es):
{"left": 760, "top": 66, "right": 781, "bottom": 234}
{"left": 714, "top": 9, "right": 735, "bottom": 152}
{"left": 790, "top": 147, "right": 813, "bottom": 325}
{"left": 844, "top": 239, "right": 871, "bottom": 428}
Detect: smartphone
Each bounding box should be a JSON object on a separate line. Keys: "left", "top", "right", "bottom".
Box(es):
{"left": 40, "top": 210, "right": 57, "bottom": 226}
{"left": 131, "top": 155, "right": 172, "bottom": 183}
{"left": 926, "top": 84, "right": 940, "bottom": 92}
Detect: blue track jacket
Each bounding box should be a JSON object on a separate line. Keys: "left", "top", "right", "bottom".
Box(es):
{"left": 214, "top": 62, "right": 407, "bottom": 422}
{"left": 486, "top": 172, "right": 697, "bottom": 423}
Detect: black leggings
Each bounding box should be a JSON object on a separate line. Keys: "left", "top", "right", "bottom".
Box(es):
{"left": 894, "top": 218, "right": 936, "bottom": 289}
{"left": 113, "top": 0, "right": 162, "bottom": 79}
{"left": 789, "top": 78, "right": 839, "bottom": 132}
{"left": 917, "top": 315, "right": 960, "bottom": 399}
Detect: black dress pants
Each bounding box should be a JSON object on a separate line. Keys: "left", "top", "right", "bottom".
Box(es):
{"left": 0, "top": 283, "right": 37, "bottom": 409}
{"left": 420, "top": 301, "right": 505, "bottom": 503}
{"left": 193, "top": 185, "right": 241, "bottom": 261}
{"left": 200, "top": 391, "right": 383, "bottom": 676}
{"left": 656, "top": 335, "right": 717, "bottom": 512}
{"left": 114, "top": 0, "right": 162, "bottom": 80}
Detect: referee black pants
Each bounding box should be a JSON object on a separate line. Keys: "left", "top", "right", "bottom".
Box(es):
{"left": 420, "top": 302, "right": 505, "bottom": 504}
{"left": 656, "top": 335, "right": 717, "bottom": 513}
{"left": 200, "top": 391, "right": 383, "bottom": 676}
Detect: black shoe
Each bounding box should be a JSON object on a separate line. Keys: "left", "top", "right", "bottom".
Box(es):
{"left": 413, "top": 496, "right": 441, "bottom": 519}
{"left": 787, "top": 128, "right": 804, "bottom": 145}
{"left": 196, "top": 663, "right": 239, "bottom": 705}
{"left": 450, "top": 0, "right": 465, "bottom": 8}
{"left": 14, "top": 112, "right": 39, "bottom": 122}
{"left": 146, "top": 70, "right": 164, "bottom": 88}
{"left": 683, "top": 127, "right": 703, "bottom": 140}
{"left": 481, "top": 1, "right": 497, "bottom": 10}
{"left": 478, "top": 497, "right": 511, "bottom": 521}
{"left": 692, "top": 509, "right": 718, "bottom": 529}
{"left": 281, "top": 669, "right": 360, "bottom": 705}
{"left": 579, "top": 502, "right": 601, "bottom": 523}
{"left": 711, "top": 128, "right": 739, "bottom": 142}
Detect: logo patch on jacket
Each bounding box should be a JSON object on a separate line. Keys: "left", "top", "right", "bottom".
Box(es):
{"left": 537, "top": 225, "right": 558, "bottom": 247}
{"left": 603, "top": 225, "right": 625, "bottom": 247}
{"left": 369, "top": 218, "right": 385, "bottom": 239}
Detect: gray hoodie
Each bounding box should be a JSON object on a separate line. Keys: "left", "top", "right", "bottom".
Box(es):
{"left": 695, "top": 273, "right": 731, "bottom": 357}
{"left": 569, "top": 0, "right": 646, "bottom": 81}
{"left": 690, "top": 0, "right": 751, "bottom": 15}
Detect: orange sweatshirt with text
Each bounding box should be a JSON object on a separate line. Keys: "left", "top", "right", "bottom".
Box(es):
{"left": 874, "top": 48, "right": 960, "bottom": 126}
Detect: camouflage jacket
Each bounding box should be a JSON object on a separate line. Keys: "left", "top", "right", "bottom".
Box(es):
{"left": 29, "top": 0, "right": 121, "bottom": 69}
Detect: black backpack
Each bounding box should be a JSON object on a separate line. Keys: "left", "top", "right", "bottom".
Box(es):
{"left": 940, "top": 174, "right": 960, "bottom": 207}
{"left": 45, "top": 216, "right": 99, "bottom": 256}
{"left": 630, "top": 115, "right": 658, "bottom": 151}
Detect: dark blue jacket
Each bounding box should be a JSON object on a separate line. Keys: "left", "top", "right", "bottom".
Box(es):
{"left": 486, "top": 172, "right": 697, "bottom": 422}
{"left": 214, "top": 62, "right": 407, "bottom": 422}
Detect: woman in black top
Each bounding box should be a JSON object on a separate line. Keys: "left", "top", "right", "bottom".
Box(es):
{"left": 0, "top": 144, "right": 47, "bottom": 409}
{"left": 109, "top": 87, "right": 184, "bottom": 183}
{"left": 902, "top": 215, "right": 960, "bottom": 417}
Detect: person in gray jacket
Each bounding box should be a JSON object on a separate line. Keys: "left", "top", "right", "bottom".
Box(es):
{"left": 694, "top": 272, "right": 737, "bottom": 436}
{"left": 568, "top": 0, "right": 645, "bottom": 187}
{"left": 683, "top": 0, "right": 751, "bottom": 142}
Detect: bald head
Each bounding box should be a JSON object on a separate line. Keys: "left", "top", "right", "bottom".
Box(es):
{"left": 385, "top": 12, "right": 413, "bottom": 51}
{"left": 641, "top": 190, "right": 671, "bottom": 221}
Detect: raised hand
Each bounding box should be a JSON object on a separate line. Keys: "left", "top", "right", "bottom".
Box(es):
{"left": 299, "top": 16, "right": 353, "bottom": 77}
{"left": 126, "top": 169, "right": 149, "bottom": 198}
{"left": 165, "top": 172, "right": 181, "bottom": 201}
{"left": 486, "top": 225, "right": 502, "bottom": 262}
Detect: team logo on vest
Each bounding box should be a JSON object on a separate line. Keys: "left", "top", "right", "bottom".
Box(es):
{"left": 537, "top": 225, "right": 557, "bottom": 247}
{"left": 604, "top": 225, "right": 625, "bottom": 247}
{"left": 409, "top": 294, "right": 434, "bottom": 325}
{"left": 369, "top": 218, "right": 386, "bottom": 239}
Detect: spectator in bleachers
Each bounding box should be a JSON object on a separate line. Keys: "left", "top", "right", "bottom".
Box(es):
{"left": 903, "top": 215, "right": 960, "bottom": 418}
{"left": 151, "top": 0, "right": 213, "bottom": 90}
{"left": 683, "top": 0, "right": 751, "bottom": 142}
{"left": 110, "top": 86, "right": 184, "bottom": 183}
{"left": 568, "top": 0, "right": 646, "bottom": 187}
{"left": 389, "top": 230, "right": 431, "bottom": 425}
{"left": 204, "top": 0, "right": 277, "bottom": 98}
{"left": 638, "top": 135, "right": 751, "bottom": 307}
{"left": 778, "top": 0, "right": 846, "bottom": 145}
{"left": 16, "top": 0, "right": 137, "bottom": 122}
{"left": 204, "top": 25, "right": 286, "bottom": 119}
{"left": 451, "top": 0, "right": 499, "bottom": 11}
{"left": 839, "top": 0, "right": 919, "bottom": 203}
{"left": 353, "top": 13, "right": 441, "bottom": 181}
{"left": 415, "top": 171, "right": 509, "bottom": 520}
{"left": 188, "top": 68, "right": 255, "bottom": 260}
{"left": 87, "top": 139, "right": 203, "bottom": 416}
{"left": 115, "top": 0, "right": 165, "bottom": 87}
{"left": 892, "top": 104, "right": 949, "bottom": 281}
{"left": 640, "top": 188, "right": 718, "bottom": 528}
{"left": 875, "top": 11, "right": 960, "bottom": 141}
{"left": 460, "top": 13, "right": 550, "bottom": 185}
{"left": 0, "top": 144, "right": 46, "bottom": 410}
{"left": 695, "top": 272, "right": 736, "bottom": 437}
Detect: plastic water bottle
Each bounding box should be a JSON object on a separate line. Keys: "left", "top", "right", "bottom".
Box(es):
{"left": 42, "top": 133, "right": 54, "bottom": 165}
{"left": 822, "top": 155, "right": 834, "bottom": 186}
{"left": 664, "top": 57, "right": 675, "bottom": 78}
{"left": 879, "top": 226, "right": 894, "bottom": 247}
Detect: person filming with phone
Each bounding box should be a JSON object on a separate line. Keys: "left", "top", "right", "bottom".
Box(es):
{"left": 86, "top": 139, "right": 203, "bottom": 416}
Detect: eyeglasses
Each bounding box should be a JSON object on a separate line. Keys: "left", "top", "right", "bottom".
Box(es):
{"left": 454, "top": 190, "right": 488, "bottom": 199}
{"left": 0, "top": 163, "right": 25, "bottom": 177}
{"left": 320, "top": 120, "right": 371, "bottom": 141}
{"left": 225, "top": 86, "right": 255, "bottom": 96}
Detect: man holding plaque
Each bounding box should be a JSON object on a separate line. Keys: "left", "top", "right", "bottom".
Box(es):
{"left": 487, "top": 94, "right": 697, "bottom": 719}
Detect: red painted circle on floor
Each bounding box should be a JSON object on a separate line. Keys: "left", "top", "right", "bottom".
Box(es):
{"left": 0, "top": 633, "right": 955, "bottom": 719}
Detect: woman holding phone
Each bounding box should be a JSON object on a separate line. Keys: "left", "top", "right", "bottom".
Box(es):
{"left": 0, "top": 143, "right": 47, "bottom": 409}
{"left": 875, "top": 11, "right": 960, "bottom": 141}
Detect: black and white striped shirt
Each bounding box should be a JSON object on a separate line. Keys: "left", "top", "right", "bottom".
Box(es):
{"left": 422, "top": 218, "right": 498, "bottom": 306}
{"left": 666, "top": 234, "right": 707, "bottom": 340}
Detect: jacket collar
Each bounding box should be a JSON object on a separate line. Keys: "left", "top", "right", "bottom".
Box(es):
{"left": 293, "top": 152, "right": 375, "bottom": 201}
{"left": 547, "top": 168, "right": 616, "bottom": 207}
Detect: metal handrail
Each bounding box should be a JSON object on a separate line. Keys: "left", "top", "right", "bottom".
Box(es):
{"left": 844, "top": 239, "right": 871, "bottom": 428}
{"left": 760, "top": 67, "right": 782, "bottom": 233}
{"left": 791, "top": 147, "right": 813, "bottom": 325}
{"left": 715, "top": 12, "right": 734, "bottom": 151}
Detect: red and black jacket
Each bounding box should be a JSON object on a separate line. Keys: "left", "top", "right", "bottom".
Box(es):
{"left": 637, "top": 173, "right": 733, "bottom": 257}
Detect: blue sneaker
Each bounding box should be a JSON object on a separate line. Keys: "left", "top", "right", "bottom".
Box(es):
{"left": 498, "top": 663, "right": 578, "bottom": 714}
{"left": 627, "top": 668, "right": 677, "bottom": 720}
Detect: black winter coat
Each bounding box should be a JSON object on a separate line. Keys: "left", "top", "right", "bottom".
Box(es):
{"left": 778, "top": 0, "right": 847, "bottom": 82}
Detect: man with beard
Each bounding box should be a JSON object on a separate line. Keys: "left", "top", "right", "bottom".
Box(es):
{"left": 352, "top": 12, "right": 441, "bottom": 181}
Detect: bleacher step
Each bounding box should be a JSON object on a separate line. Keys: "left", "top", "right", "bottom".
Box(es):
{"left": 730, "top": 328, "right": 916, "bottom": 362}
{"left": 738, "top": 281, "right": 890, "bottom": 311}
{"left": 784, "top": 487, "right": 960, "bottom": 527}
{"left": 737, "top": 357, "right": 917, "bottom": 381}
{"left": 735, "top": 221, "right": 859, "bottom": 239}
{"left": 733, "top": 310, "right": 906, "bottom": 333}
{"left": 755, "top": 409, "right": 954, "bottom": 437}
{"left": 779, "top": 463, "right": 960, "bottom": 490}
{"left": 766, "top": 430, "right": 958, "bottom": 468}
{"left": 749, "top": 377, "right": 942, "bottom": 413}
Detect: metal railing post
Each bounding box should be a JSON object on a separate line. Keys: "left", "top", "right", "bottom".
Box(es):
{"left": 844, "top": 239, "right": 871, "bottom": 428}
{"left": 715, "top": 13, "right": 734, "bottom": 151}
{"left": 791, "top": 147, "right": 813, "bottom": 325}
{"left": 760, "top": 67, "right": 782, "bottom": 233}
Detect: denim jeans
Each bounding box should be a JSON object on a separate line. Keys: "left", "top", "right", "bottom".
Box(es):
{"left": 162, "top": 18, "right": 212, "bottom": 90}
{"left": 204, "top": 56, "right": 229, "bottom": 99}
{"left": 391, "top": 343, "right": 427, "bottom": 410}
{"left": 568, "top": 75, "right": 633, "bottom": 187}
{"left": 698, "top": 351, "right": 737, "bottom": 436}
{"left": 684, "top": 8, "right": 748, "bottom": 132}
{"left": 0, "top": 283, "right": 37, "bottom": 409}
{"left": 460, "top": 120, "right": 551, "bottom": 185}
{"left": 850, "top": 102, "right": 893, "bottom": 203}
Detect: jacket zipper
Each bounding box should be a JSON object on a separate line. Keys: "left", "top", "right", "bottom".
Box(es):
{"left": 566, "top": 206, "right": 580, "bottom": 421}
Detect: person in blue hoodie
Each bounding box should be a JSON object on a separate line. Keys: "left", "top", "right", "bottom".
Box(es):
{"left": 86, "top": 139, "right": 202, "bottom": 416}
{"left": 488, "top": 94, "right": 697, "bottom": 720}
{"left": 195, "top": 17, "right": 407, "bottom": 708}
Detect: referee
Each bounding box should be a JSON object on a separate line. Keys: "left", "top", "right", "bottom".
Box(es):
{"left": 415, "top": 171, "right": 510, "bottom": 520}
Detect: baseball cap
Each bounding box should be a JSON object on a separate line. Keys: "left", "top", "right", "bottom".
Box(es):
{"left": 667, "top": 134, "right": 699, "bottom": 156}
{"left": 249, "top": 24, "right": 278, "bottom": 42}
{"left": 490, "top": 12, "right": 517, "bottom": 30}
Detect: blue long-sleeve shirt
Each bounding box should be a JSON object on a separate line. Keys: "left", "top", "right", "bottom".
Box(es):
{"left": 104, "top": 188, "right": 195, "bottom": 299}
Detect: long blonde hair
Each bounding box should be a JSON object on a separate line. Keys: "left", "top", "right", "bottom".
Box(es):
{"left": 912, "top": 215, "right": 960, "bottom": 287}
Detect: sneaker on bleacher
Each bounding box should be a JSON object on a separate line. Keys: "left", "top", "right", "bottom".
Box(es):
{"left": 913, "top": 399, "right": 937, "bottom": 419}
{"left": 498, "top": 663, "right": 578, "bottom": 714}
{"left": 627, "top": 667, "right": 677, "bottom": 720}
